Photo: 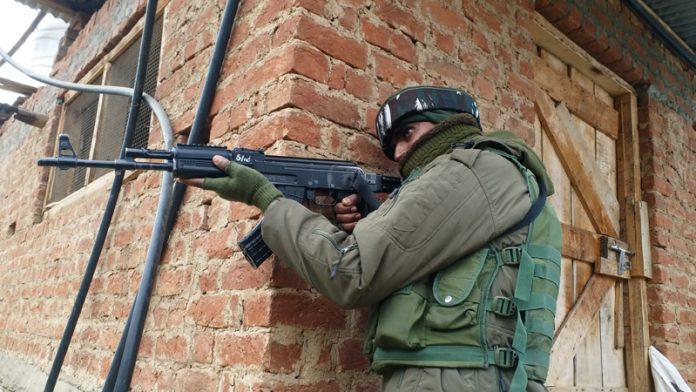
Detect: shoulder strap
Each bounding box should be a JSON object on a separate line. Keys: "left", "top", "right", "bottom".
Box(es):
{"left": 456, "top": 137, "right": 548, "bottom": 237}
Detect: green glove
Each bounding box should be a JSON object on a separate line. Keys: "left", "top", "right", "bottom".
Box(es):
{"left": 202, "top": 162, "right": 282, "bottom": 211}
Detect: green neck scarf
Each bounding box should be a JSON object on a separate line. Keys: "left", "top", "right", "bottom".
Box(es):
{"left": 399, "top": 117, "right": 482, "bottom": 178}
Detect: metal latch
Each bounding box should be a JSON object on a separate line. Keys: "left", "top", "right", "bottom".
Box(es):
{"left": 599, "top": 236, "right": 633, "bottom": 279}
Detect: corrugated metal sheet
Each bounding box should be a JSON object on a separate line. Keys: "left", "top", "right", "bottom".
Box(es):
{"left": 642, "top": 0, "right": 696, "bottom": 54}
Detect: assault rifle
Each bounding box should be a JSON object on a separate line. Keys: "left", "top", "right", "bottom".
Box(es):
{"left": 39, "top": 134, "right": 401, "bottom": 267}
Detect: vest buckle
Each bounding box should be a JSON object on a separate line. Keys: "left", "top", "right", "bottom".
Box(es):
{"left": 493, "top": 346, "right": 518, "bottom": 368}
{"left": 501, "top": 247, "right": 522, "bottom": 265}
{"left": 491, "top": 296, "right": 517, "bottom": 316}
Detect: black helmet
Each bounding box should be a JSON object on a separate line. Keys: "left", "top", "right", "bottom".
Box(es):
{"left": 375, "top": 86, "right": 480, "bottom": 160}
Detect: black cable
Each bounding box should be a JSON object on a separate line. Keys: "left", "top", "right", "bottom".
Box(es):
{"left": 112, "top": 0, "right": 240, "bottom": 390}
{"left": 163, "top": 0, "right": 241, "bottom": 237}
{"left": 44, "top": 1, "right": 159, "bottom": 391}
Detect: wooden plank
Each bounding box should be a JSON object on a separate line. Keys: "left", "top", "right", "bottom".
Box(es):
{"left": 639, "top": 202, "right": 652, "bottom": 279}
{"left": 555, "top": 257, "right": 574, "bottom": 330}
{"left": 535, "top": 87, "right": 620, "bottom": 238}
{"left": 547, "top": 274, "right": 616, "bottom": 384}
{"left": 574, "top": 303, "right": 602, "bottom": 388}
{"left": 542, "top": 128, "right": 571, "bottom": 223}
{"left": 530, "top": 13, "right": 634, "bottom": 96}
{"left": 85, "top": 68, "right": 109, "bottom": 183}
{"left": 561, "top": 223, "right": 598, "bottom": 264}
{"left": 614, "top": 281, "right": 625, "bottom": 349}
{"left": 601, "top": 284, "right": 627, "bottom": 387}
{"left": 625, "top": 278, "right": 651, "bottom": 392}
{"left": 0, "top": 77, "right": 37, "bottom": 95}
{"left": 534, "top": 55, "right": 619, "bottom": 139}
{"left": 615, "top": 94, "right": 651, "bottom": 392}
{"left": 616, "top": 94, "right": 650, "bottom": 278}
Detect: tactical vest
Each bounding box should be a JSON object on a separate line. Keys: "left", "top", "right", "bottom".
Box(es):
{"left": 363, "top": 137, "right": 562, "bottom": 392}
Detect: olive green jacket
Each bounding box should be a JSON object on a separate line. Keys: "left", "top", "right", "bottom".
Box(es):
{"left": 261, "top": 146, "right": 531, "bottom": 309}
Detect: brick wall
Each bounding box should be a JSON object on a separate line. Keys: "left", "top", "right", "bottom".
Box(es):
{"left": 1, "top": 0, "right": 695, "bottom": 391}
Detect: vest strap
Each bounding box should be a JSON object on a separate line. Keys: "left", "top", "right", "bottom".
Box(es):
{"left": 519, "top": 293, "right": 558, "bottom": 314}
{"left": 489, "top": 296, "right": 517, "bottom": 317}
{"left": 526, "top": 318, "right": 555, "bottom": 339}
{"left": 501, "top": 246, "right": 522, "bottom": 265}
{"left": 372, "top": 345, "right": 523, "bottom": 369}
{"left": 527, "top": 244, "right": 562, "bottom": 264}
{"left": 534, "top": 262, "right": 561, "bottom": 287}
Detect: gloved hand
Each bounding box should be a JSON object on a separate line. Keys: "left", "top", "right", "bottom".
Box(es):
{"left": 200, "top": 156, "right": 282, "bottom": 211}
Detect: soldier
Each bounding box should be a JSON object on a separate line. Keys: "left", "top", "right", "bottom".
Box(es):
{"left": 181, "top": 86, "right": 562, "bottom": 392}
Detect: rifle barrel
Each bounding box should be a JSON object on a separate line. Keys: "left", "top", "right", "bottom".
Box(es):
{"left": 37, "top": 157, "right": 172, "bottom": 172}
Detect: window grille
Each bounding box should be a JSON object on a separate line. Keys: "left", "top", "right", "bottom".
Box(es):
{"left": 47, "top": 18, "right": 162, "bottom": 204}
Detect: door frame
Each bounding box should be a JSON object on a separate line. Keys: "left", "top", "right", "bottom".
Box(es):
{"left": 529, "top": 13, "right": 651, "bottom": 392}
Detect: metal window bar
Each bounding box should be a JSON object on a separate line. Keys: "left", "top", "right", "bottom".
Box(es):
{"left": 50, "top": 18, "right": 163, "bottom": 195}
{"left": 95, "top": 18, "right": 162, "bottom": 179}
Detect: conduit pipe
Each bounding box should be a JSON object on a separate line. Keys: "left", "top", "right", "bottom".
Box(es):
{"left": 109, "top": 0, "right": 240, "bottom": 390}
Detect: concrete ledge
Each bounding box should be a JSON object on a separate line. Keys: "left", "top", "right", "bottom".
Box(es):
{"left": 0, "top": 352, "right": 86, "bottom": 392}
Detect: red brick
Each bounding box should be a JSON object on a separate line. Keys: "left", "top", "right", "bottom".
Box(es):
{"left": 567, "top": 25, "right": 594, "bottom": 47}
{"left": 471, "top": 28, "right": 491, "bottom": 53}
{"left": 266, "top": 79, "right": 361, "bottom": 129}
{"left": 535, "top": 1, "right": 569, "bottom": 22}
{"left": 243, "top": 292, "right": 273, "bottom": 327}
{"left": 221, "top": 256, "right": 272, "bottom": 290}
{"left": 210, "top": 102, "right": 251, "bottom": 140}
{"left": 346, "top": 132, "right": 394, "bottom": 170}
{"left": 425, "top": 57, "right": 468, "bottom": 85}
{"left": 270, "top": 292, "right": 346, "bottom": 329}
{"left": 507, "top": 73, "right": 534, "bottom": 99}
{"left": 339, "top": 7, "right": 358, "bottom": 31}
{"left": 373, "top": 0, "right": 426, "bottom": 43}
{"left": 474, "top": 76, "right": 496, "bottom": 101}
{"left": 554, "top": 6, "right": 583, "bottom": 34}
{"left": 374, "top": 52, "right": 424, "bottom": 86}
{"left": 176, "top": 369, "right": 218, "bottom": 392}
{"left": 192, "top": 331, "right": 215, "bottom": 363}
{"left": 346, "top": 69, "right": 375, "bottom": 102}
{"left": 217, "top": 333, "right": 269, "bottom": 367}
{"left": 187, "top": 294, "right": 229, "bottom": 328}
{"left": 155, "top": 266, "right": 192, "bottom": 297}
{"left": 423, "top": 0, "right": 468, "bottom": 34}
{"left": 250, "top": 380, "right": 341, "bottom": 392}
{"left": 240, "top": 109, "right": 322, "bottom": 149}
{"left": 155, "top": 335, "right": 188, "bottom": 362}
{"left": 267, "top": 339, "right": 303, "bottom": 373}
{"left": 328, "top": 62, "right": 347, "bottom": 90}
{"left": 132, "top": 363, "right": 174, "bottom": 391}
{"left": 433, "top": 28, "right": 455, "bottom": 54}
{"left": 649, "top": 303, "right": 676, "bottom": 323}
{"left": 361, "top": 18, "right": 416, "bottom": 63}
{"left": 192, "top": 226, "right": 234, "bottom": 259}
{"left": 337, "top": 338, "right": 370, "bottom": 371}
{"left": 596, "top": 45, "right": 623, "bottom": 66}
{"left": 276, "top": 15, "right": 368, "bottom": 69}
{"left": 270, "top": 261, "right": 312, "bottom": 289}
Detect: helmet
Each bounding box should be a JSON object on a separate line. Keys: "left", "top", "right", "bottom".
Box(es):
{"left": 375, "top": 86, "right": 480, "bottom": 160}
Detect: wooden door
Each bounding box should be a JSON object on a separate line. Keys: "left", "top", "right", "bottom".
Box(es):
{"left": 530, "top": 15, "right": 651, "bottom": 392}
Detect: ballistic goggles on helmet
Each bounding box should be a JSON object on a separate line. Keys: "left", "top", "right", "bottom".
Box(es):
{"left": 375, "top": 86, "right": 480, "bottom": 160}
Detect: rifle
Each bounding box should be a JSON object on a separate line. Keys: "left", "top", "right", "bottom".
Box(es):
{"left": 39, "top": 134, "right": 401, "bottom": 267}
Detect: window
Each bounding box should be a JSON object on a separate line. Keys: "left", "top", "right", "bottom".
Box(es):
{"left": 47, "top": 18, "right": 162, "bottom": 204}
